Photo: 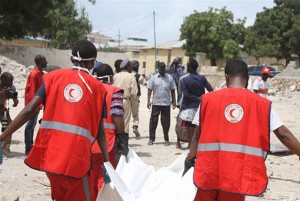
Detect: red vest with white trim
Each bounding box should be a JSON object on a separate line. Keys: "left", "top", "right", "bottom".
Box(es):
{"left": 92, "top": 84, "right": 123, "bottom": 153}
{"left": 25, "top": 69, "right": 106, "bottom": 179}
{"left": 194, "top": 88, "right": 271, "bottom": 196}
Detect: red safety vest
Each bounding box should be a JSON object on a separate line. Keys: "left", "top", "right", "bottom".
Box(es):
{"left": 92, "top": 84, "right": 124, "bottom": 153}
{"left": 194, "top": 88, "right": 270, "bottom": 196}
{"left": 25, "top": 69, "right": 106, "bottom": 179}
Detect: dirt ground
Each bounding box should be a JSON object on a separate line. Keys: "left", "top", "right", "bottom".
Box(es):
{"left": 0, "top": 82, "right": 300, "bottom": 201}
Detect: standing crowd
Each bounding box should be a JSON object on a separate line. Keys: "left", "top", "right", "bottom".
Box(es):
{"left": 0, "top": 40, "right": 300, "bottom": 201}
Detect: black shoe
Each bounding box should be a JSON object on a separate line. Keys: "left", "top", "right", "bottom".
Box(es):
{"left": 133, "top": 125, "right": 141, "bottom": 139}
{"left": 25, "top": 150, "right": 31, "bottom": 155}
{"left": 148, "top": 140, "right": 154, "bottom": 145}
{"left": 164, "top": 141, "right": 170, "bottom": 146}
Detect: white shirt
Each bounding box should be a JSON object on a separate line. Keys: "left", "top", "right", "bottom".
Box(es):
{"left": 253, "top": 77, "right": 269, "bottom": 98}
{"left": 192, "top": 104, "right": 283, "bottom": 132}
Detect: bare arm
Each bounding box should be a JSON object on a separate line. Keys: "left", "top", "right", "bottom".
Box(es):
{"left": 171, "top": 89, "right": 176, "bottom": 109}
{"left": 112, "top": 116, "right": 125, "bottom": 133}
{"left": 0, "top": 96, "right": 42, "bottom": 141}
{"left": 97, "top": 119, "right": 109, "bottom": 162}
{"left": 274, "top": 125, "right": 300, "bottom": 156}
{"left": 188, "top": 125, "right": 201, "bottom": 158}
{"left": 147, "top": 89, "right": 152, "bottom": 109}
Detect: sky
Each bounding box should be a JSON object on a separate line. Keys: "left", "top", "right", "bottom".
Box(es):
{"left": 78, "top": 0, "right": 275, "bottom": 44}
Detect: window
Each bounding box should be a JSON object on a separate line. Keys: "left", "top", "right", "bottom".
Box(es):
{"left": 177, "top": 57, "right": 183, "bottom": 65}
{"left": 248, "top": 66, "right": 255, "bottom": 72}
{"left": 256, "top": 66, "right": 263, "bottom": 71}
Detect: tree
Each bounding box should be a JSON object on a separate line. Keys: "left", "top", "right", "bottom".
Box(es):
{"left": 180, "top": 7, "right": 246, "bottom": 66}
{"left": 246, "top": 1, "right": 300, "bottom": 65}
{"left": 0, "top": 0, "right": 95, "bottom": 49}
{"left": 45, "top": 0, "right": 92, "bottom": 49}
{"left": 223, "top": 39, "right": 240, "bottom": 60}
{"left": 0, "top": 0, "right": 66, "bottom": 39}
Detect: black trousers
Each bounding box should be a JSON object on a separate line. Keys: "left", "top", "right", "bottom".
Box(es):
{"left": 149, "top": 105, "right": 170, "bottom": 141}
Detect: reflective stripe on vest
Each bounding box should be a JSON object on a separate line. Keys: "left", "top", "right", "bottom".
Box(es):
{"left": 104, "top": 122, "right": 116, "bottom": 130}
{"left": 83, "top": 175, "right": 90, "bottom": 201}
{"left": 40, "top": 121, "right": 95, "bottom": 143}
{"left": 198, "top": 142, "right": 267, "bottom": 158}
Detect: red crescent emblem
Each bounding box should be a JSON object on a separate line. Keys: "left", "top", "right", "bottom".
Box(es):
{"left": 69, "top": 88, "right": 75, "bottom": 98}
{"left": 229, "top": 109, "right": 236, "bottom": 118}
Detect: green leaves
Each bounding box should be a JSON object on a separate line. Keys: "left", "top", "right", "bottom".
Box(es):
{"left": 245, "top": 1, "right": 300, "bottom": 62}
{"left": 180, "top": 7, "right": 245, "bottom": 65}
{"left": 0, "top": 0, "right": 93, "bottom": 49}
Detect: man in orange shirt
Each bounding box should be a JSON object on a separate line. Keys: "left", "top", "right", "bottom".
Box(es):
{"left": 24, "top": 55, "right": 47, "bottom": 155}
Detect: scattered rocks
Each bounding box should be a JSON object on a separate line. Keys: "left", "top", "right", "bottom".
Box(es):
{"left": 0, "top": 55, "right": 28, "bottom": 90}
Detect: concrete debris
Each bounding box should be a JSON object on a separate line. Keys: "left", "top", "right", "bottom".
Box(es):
{"left": 0, "top": 55, "right": 28, "bottom": 90}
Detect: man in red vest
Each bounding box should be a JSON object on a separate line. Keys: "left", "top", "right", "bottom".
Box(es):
{"left": 184, "top": 59, "right": 300, "bottom": 201}
{"left": 0, "top": 40, "right": 110, "bottom": 201}
{"left": 89, "top": 63, "right": 128, "bottom": 200}
{"left": 24, "top": 55, "right": 47, "bottom": 155}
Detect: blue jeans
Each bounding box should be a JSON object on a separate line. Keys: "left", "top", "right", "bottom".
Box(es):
{"left": 24, "top": 111, "right": 39, "bottom": 152}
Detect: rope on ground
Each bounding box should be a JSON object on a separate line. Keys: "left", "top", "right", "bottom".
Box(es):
{"left": 269, "top": 176, "right": 300, "bottom": 184}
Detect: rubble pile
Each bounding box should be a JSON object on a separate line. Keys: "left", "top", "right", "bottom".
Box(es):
{"left": 0, "top": 55, "right": 29, "bottom": 90}
{"left": 270, "top": 77, "right": 300, "bottom": 92}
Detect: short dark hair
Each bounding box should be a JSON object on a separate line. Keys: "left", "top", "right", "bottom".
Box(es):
{"left": 188, "top": 59, "right": 198, "bottom": 72}
{"left": 114, "top": 59, "right": 123, "bottom": 73}
{"left": 95, "top": 63, "right": 114, "bottom": 77}
{"left": 1, "top": 72, "right": 12, "bottom": 80}
{"left": 71, "top": 40, "right": 97, "bottom": 61}
{"left": 131, "top": 60, "right": 139, "bottom": 72}
{"left": 225, "top": 59, "right": 248, "bottom": 78}
{"left": 35, "top": 55, "right": 44, "bottom": 66}
{"left": 158, "top": 62, "right": 166, "bottom": 68}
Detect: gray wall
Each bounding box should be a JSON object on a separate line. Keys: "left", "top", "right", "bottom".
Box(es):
{"left": 0, "top": 45, "right": 130, "bottom": 68}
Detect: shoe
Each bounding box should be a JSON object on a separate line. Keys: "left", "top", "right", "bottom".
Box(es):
{"left": 133, "top": 125, "right": 141, "bottom": 139}
{"left": 25, "top": 147, "right": 32, "bottom": 155}
{"left": 164, "top": 141, "right": 170, "bottom": 146}
{"left": 148, "top": 140, "right": 154, "bottom": 145}
{"left": 2, "top": 149, "right": 14, "bottom": 158}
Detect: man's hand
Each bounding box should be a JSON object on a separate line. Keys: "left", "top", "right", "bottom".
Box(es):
{"left": 102, "top": 165, "right": 111, "bottom": 184}
{"left": 172, "top": 101, "right": 176, "bottom": 109}
{"left": 147, "top": 101, "right": 152, "bottom": 109}
{"left": 182, "top": 156, "right": 196, "bottom": 176}
{"left": 118, "top": 133, "right": 129, "bottom": 156}
{"left": 0, "top": 141, "right": 3, "bottom": 164}
{"left": 12, "top": 99, "right": 19, "bottom": 107}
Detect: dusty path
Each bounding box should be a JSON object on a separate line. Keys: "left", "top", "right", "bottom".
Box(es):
{"left": 0, "top": 85, "right": 300, "bottom": 201}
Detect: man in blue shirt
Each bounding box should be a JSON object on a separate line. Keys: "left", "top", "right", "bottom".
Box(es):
{"left": 178, "top": 59, "right": 213, "bottom": 148}
{"left": 147, "top": 62, "right": 176, "bottom": 146}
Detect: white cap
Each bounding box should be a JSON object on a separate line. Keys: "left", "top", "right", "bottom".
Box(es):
{"left": 120, "top": 59, "right": 130, "bottom": 69}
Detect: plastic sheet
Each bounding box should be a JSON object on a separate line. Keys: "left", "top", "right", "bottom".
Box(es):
{"left": 97, "top": 148, "right": 197, "bottom": 201}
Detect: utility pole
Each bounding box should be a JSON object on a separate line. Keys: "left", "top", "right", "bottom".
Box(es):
{"left": 153, "top": 11, "right": 157, "bottom": 71}
{"left": 117, "top": 30, "right": 121, "bottom": 48}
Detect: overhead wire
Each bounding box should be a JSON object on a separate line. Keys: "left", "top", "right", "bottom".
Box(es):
{"left": 99, "top": 13, "right": 152, "bottom": 35}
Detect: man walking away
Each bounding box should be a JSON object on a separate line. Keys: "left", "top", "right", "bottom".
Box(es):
{"left": 0, "top": 40, "right": 110, "bottom": 200}
{"left": 178, "top": 59, "right": 213, "bottom": 148}
{"left": 184, "top": 59, "right": 300, "bottom": 201}
{"left": 131, "top": 60, "right": 145, "bottom": 139}
{"left": 113, "top": 59, "right": 138, "bottom": 136}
